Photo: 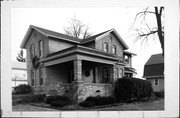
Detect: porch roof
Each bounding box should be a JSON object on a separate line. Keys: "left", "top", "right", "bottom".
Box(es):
{"left": 41, "top": 45, "right": 123, "bottom": 65}
{"left": 124, "top": 67, "right": 137, "bottom": 74}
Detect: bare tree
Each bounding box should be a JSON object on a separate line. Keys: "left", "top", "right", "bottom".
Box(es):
{"left": 64, "top": 17, "right": 92, "bottom": 39}
{"left": 16, "top": 50, "right": 26, "bottom": 62}
{"left": 131, "top": 7, "right": 164, "bottom": 55}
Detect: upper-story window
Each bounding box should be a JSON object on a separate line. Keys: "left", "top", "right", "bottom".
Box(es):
{"left": 124, "top": 55, "right": 129, "bottom": 63}
{"left": 154, "top": 78, "right": 159, "bottom": 86}
{"left": 29, "top": 44, "right": 34, "bottom": 59}
{"left": 112, "top": 45, "right": 116, "bottom": 54}
{"left": 103, "top": 42, "right": 108, "bottom": 52}
{"left": 39, "top": 40, "right": 43, "bottom": 57}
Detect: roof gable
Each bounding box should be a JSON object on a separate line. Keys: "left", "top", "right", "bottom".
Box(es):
{"left": 82, "top": 29, "right": 129, "bottom": 50}
{"left": 20, "top": 25, "right": 82, "bottom": 48}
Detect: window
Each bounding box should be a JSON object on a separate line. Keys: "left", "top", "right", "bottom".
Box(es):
{"left": 29, "top": 45, "right": 34, "bottom": 59}
{"left": 154, "top": 78, "right": 159, "bottom": 86}
{"left": 85, "top": 70, "right": 90, "bottom": 77}
{"left": 31, "top": 70, "right": 35, "bottom": 86}
{"left": 103, "top": 42, "right": 108, "bottom": 52}
{"left": 39, "top": 40, "right": 43, "bottom": 57}
{"left": 104, "top": 69, "right": 110, "bottom": 83}
{"left": 39, "top": 68, "right": 43, "bottom": 86}
{"left": 124, "top": 55, "right": 129, "bottom": 63}
{"left": 112, "top": 45, "right": 116, "bottom": 54}
{"left": 118, "top": 68, "right": 123, "bottom": 78}
{"left": 103, "top": 69, "right": 112, "bottom": 83}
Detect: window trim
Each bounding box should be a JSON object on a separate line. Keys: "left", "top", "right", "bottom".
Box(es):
{"left": 29, "top": 44, "right": 34, "bottom": 59}
{"left": 39, "top": 68, "right": 43, "bottom": 86}
{"left": 124, "top": 55, "right": 129, "bottom": 64}
{"left": 103, "top": 42, "right": 108, "bottom": 52}
{"left": 39, "top": 40, "right": 43, "bottom": 57}
{"left": 112, "top": 45, "right": 116, "bottom": 54}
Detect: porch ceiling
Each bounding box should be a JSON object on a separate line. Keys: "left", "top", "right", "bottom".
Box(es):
{"left": 40, "top": 45, "right": 121, "bottom": 66}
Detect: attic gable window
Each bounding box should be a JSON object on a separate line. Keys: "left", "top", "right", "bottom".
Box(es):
{"left": 39, "top": 40, "right": 43, "bottom": 57}
{"left": 103, "top": 42, "right": 108, "bottom": 52}
{"left": 112, "top": 45, "right": 116, "bottom": 54}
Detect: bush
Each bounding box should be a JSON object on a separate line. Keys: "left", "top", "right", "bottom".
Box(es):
{"left": 30, "top": 94, "right": 46, "bottom": 103}
{"left": 13, "top": 84, "right": 31, "bottom": 94}
{"left": 50, "top": 101, "right": 69, "bottom": 107}
{"left": 114, "top": 77, "right": 153, "bottom": 102}
{"left": 44, "top": 95, "right": 70, "bottom": 104}
{"left": 79, "top": 96, "right": 116, "bottom": 107}
{"left": 79, "top": 101, "right": 95, "bottom": 107}
{"left": 154, "top": 92, "right": 164, "bottom": 98}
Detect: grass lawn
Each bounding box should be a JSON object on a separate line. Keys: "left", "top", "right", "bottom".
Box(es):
{"left": 13, "top": 98, "right": 164, "bottom": 111}
{"left": 93, "top": 98, "right": 164, "bottom": 111}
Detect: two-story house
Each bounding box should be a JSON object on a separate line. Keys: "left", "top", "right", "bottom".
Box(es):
{"left": 20, "top": 25, "right": 136, "bottom": 103}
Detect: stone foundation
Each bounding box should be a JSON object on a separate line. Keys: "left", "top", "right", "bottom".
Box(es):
{"left": 46, "top": 82, "right": 114, "bottom": 103}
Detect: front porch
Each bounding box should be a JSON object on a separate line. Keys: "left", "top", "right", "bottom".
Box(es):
{"left": 44, "top": 60, "right": 115, "bottom": 103}
{"left": 40, "top": 46, "right": 125, "bottom": 103}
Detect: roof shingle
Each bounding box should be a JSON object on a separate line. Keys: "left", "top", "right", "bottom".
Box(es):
{"left": 145, "top": 53, "right": 164, "bottom": 65}
{"left": 31, "top": 25, "right": 82, "bottom": 43}
{"left": 143, "top": 53, "right": 164, "bottom": 78}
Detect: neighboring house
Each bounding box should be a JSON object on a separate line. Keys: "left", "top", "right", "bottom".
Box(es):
{"left": 143, "top": 54, "right": 164, "bottom": 92}
{"left": 12, "top": 61, "right": 27, "bottom": 90}
{"left": 20, "top": 25, "right": 136, "bottom": 103}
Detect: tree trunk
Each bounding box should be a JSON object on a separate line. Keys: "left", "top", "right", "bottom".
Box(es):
{"left": 155, "top": 7, "right": 164, "bottom": 56}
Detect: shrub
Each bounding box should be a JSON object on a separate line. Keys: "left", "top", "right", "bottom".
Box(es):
{"left": 79, "top": 101, "right": 95, "bottom": 107}
{"left": 114, "top": 77, "right": 153, "bottom": 102}
{"left": 79, "top": 96, "right": 116, "bottom": 107}
{"left": 154, "top": 92, "right": 164, "bottom": 98}
{"left": 30, "top": 94, "right": 46, "bottom": 103}
{"left": 13, "top": 84, "right": 31, "bottom": 94}
{"left": 44, "top": 95, "right": 70, "bottom": 104}
{"left": 50, "top": 100, "right": 69, "bottom": 107}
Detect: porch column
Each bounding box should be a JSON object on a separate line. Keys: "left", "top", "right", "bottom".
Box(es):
{"left": 72, "top": 59, "right": 83, "bottom": 104}
{"left": 112, "top": 64, "right": 116, "bottom": 83}
{"left": 73, "top": 59, "right": 82, "bottom": 82}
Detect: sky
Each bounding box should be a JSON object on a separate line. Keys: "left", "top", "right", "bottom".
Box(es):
{"left": 11, "top": 7, "right": 162, "bottom": 78}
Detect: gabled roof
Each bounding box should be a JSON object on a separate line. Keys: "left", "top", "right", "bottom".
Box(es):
{"left": 21, "top": 25, "right": 129, "bottom": 50}
{"left": 81, "top": 29, "right": 111, "bottom": 43}
{"left": 21, "top": 25, "right": 82, "bottom": 48}
{"left": 82, "top": 28, "right": 129, "bottom": 50}
{"left": 143, "top": 53, "right": 164, "bottom": 78}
